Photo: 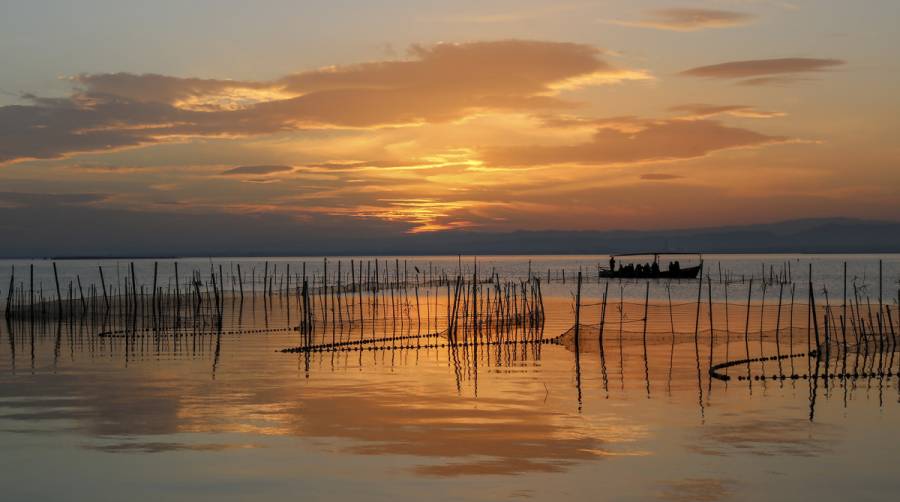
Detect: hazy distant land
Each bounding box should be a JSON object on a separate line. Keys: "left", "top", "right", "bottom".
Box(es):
{"left": 1, "top": 207, "right": 897, "bottom": 258}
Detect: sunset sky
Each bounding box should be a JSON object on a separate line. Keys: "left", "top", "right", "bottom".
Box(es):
{"left": 1, "top": 0, "right": 898, "bottom": 242}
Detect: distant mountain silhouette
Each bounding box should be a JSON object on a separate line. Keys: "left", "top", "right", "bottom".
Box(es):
{"left": 7, "top": 216, "right": 896, "bottom": 258}
{"left": 380, "top": 218, "right": 900, "bottom": 255}
{"left": 0, "top": 192, "right": 897, "bottom": 257}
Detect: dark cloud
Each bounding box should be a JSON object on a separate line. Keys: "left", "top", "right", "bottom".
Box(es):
{"left": 482, "top": 118, "right": 787, "bottom": 167}
{"left": 84, "top": 441, "right": 250, "bottom": 454}
{"left": 0, "top": 40, "right": 636, "bottom": 165}
{"left": 0, "top": 97, "right": 171, "bottom": 163}
{"left": 71, "top": 73, "right": 267, "bottom": 107}
{"left": 613, "top": 8, "right": 754, "bottom": 31}
{"left": 738, "top": 76, "right": 813, "bottom": 87}
{"left": 67, "top": 164, "right": 149, "bottom": 174}
{"left": 240, "top": 178, "right": 283, "bottom": 184}
{"left": 221, "top": 164, "right": 294, "bottom": 176}
{"left": 0, "top": 191, "right": 107, "bottom": 208}
{"left": 681, "top": 58, "right": 845, "bottom": 85}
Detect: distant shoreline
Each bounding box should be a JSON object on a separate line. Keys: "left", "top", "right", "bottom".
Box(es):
{"left": 1, "top": 250, "right": 898, "bottom": 261}
{"left": 3, "top": 218, "right": 900, "bottom": 258}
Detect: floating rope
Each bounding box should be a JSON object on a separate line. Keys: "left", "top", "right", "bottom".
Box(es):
{"left": 281, "top": 337, "right": 553, "bottom": 354}
{"left": 709, "top": 345, "right": 898, "bottom": 382}
{"left": 280, "top": 329, "right": 553, "bottom": 353}
{"left": 97, "top": 326, "right": 297, "bottom": 338}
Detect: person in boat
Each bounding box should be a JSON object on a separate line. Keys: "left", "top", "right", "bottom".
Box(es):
{"left": 609, "top": 256, "right": 616, "bottom": 272}
{"left": 668, "top": 261, "right": 680, "bottom": 273}
{"left": 651, "top": 261, "right": 660, "bottom": 275}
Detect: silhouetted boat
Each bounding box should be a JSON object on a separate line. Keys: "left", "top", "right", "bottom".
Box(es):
{"left": 599, "top": 253, "right": 702, "bottom": 279}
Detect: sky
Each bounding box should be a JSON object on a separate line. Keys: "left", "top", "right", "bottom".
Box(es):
{"left": 1, "top": 0, "right": 898, "bottom": 247}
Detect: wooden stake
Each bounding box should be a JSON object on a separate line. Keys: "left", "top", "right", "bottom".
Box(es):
{"left": 53, "top": 262, "right": 62, "bottom": 316}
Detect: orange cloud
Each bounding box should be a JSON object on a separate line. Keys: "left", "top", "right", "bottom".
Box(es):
{"left": 482, "top": 118, "right": 787, "bottom": 167}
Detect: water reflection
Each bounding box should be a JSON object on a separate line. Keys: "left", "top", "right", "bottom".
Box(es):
{"left": 1, "top": 285, "right": 899, "bottom": 501}
{"left": 656, "top": 478, "right": 734, "bottom": 502}
{"left": 689, "top": 412, "right": 837, "bottom": 457}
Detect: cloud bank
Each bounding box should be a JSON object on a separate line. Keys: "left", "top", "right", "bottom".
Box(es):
{"left": 0, "top": 40, "right": 647, "bottom": 165}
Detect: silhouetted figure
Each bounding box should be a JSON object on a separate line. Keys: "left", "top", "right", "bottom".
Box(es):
{"left": 673, "top": 261, "right": 681, "bottom": 273}
{"left": 651, "top": 261, "right": 660, "bottom": 275}
{"left": 609, "top": 256, "right": 616, "bottom": 271}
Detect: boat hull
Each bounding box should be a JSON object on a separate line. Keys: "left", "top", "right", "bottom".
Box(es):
{"left": 598, "top": 264, "right": 702, "bottom": 280}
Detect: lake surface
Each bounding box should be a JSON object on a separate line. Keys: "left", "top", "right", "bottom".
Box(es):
{"left": 1, "top": 254, "right": 899, "bottom": 501}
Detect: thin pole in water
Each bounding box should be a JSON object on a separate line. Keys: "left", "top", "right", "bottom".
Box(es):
{"left": 842, "top": 261, "right": 847, "bottom": 350}
{"left": 744, "top": 278, "right": 753, "bottom": 380}
{"left": 53, "top": 262, "right": 62, "bottom": 317}
{"left": 809, "top": 263, "right": 821, "bottom": 349}
{"left": 237, "top": 263, "right": 243, "bottom": 301}
{"left": 878, "top": 259, "right": 884, "bottom": 340}
{"left": 599, "top": 281, "right": 609, "bottom": 343}
{"left": 574, "top": 271, "right": 582, "bottom": 338}
{"left": 4, "top": 266, "right": 13, "bottom": 317}
{"left": 707, "top": 276, "right": 715, "bottom": 371}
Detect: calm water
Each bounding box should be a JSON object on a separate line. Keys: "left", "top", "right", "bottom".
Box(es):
{"left": 1, "top": 254, "right": 899, "bottom": 501}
